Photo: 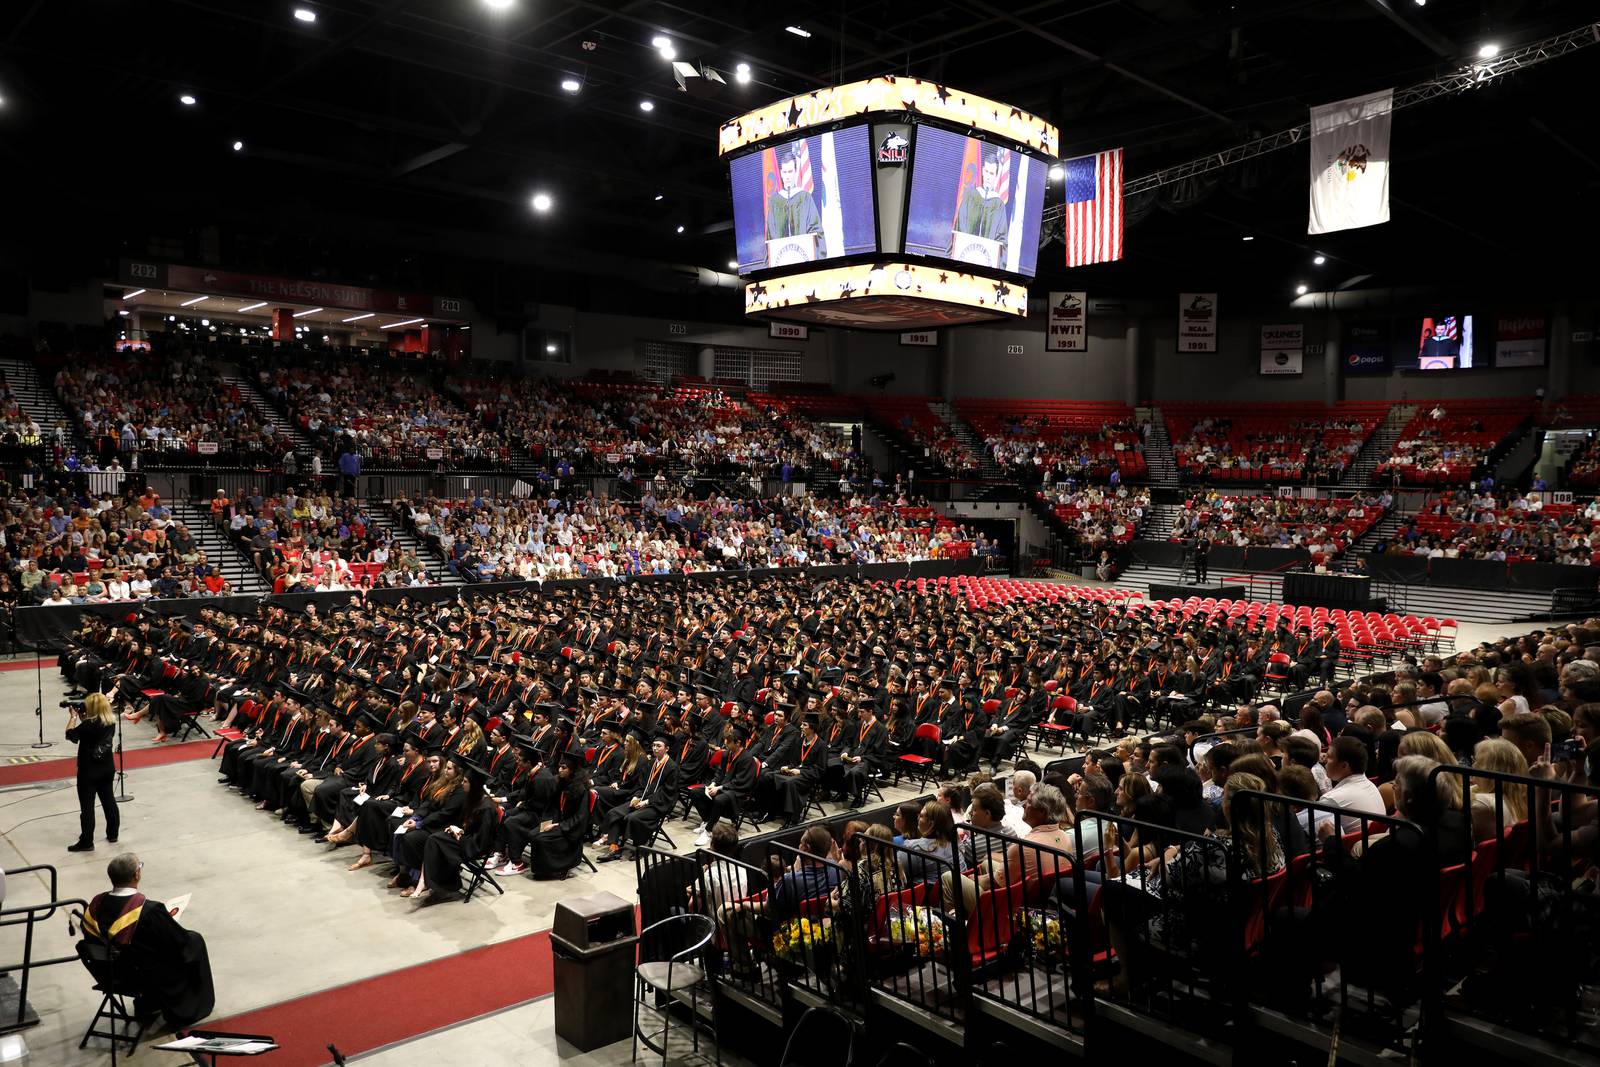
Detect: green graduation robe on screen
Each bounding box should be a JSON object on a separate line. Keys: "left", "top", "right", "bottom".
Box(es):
{"left": 955, "top": 188, "right": 1009, "bottom": 247}
{"left": 766, "top": 188, "right": 825, "bottom": 256}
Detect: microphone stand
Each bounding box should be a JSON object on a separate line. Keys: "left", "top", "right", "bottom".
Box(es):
{"left": 112, "top": 681, "right": 134, "bottom": 803}
{"left": 31, "top": 644, "right": 52, "bottom": 750}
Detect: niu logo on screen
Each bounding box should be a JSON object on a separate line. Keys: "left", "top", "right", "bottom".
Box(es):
{"left": 877, "top": 132, "right": 909, "bottom": 166}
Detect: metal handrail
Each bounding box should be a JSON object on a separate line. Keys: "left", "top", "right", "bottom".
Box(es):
{"left": 0, "top": 863, "right": 91, "bottom": 1033}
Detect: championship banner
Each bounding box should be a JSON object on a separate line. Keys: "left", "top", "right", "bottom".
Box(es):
{"left": 1178, "top": 293, "right": 1217, "bottom": 353}
{"left": 1342, "top": 320, "right": 1391, "bottom": 375}
{"left": 1309, "top": 88, "right": 1393, "bottom": 235}
{"left": 1046, "top": 291, "right": 1087, "bottom": 352}
{"left": 1494, "top": 311, "right": 1547, "bottom": 368}
{"left": 1260, "top": 324, "right": 1303, "bottom": 375}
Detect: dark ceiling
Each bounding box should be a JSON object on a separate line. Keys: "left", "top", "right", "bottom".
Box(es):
{"left": 2, "top": 0, "right": 1597, "bottom": 317}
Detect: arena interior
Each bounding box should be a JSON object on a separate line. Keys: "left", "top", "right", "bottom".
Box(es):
{"left": 0, "top": 2, "right": 1598, "bottom": 1065}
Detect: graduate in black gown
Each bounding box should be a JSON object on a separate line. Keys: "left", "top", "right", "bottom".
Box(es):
{"left": 413, "top": 753, "right": 493, "bottom": 904}
{"left": 322, "top": 731, "right": 402, "bottom": 844}
{"left": 387, "top": 751, "right": 468, "bottom": 891}
{"left": 346, "top": 744, "right": 435, "bottom": 872}
{"left": 81, "top": 853, "right": 215, "bottom": 1030}
{"left": 525, "top": 751, "right": 593, "bottom": 879}
{"left": 769, "top": 712, "right": 827, "bottom": 826}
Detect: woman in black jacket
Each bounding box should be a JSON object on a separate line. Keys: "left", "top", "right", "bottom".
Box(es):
{"left": 65, "top": 692, "right": 119, "bottom": 851}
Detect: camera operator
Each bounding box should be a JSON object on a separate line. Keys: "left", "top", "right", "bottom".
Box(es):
{"left": 65, "top": 692, "right": 120, "bottom": 853}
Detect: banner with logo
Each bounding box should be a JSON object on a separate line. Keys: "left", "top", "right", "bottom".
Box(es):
{"left": 1308, "top": 88, "right": 1393, "bottom": 235}
{"left": 1045, "top": 291, "right": 1088, "bottom": 352}
{"left": 1177, "top": 293, "right": 1217, "bottom": 352}
{"left": 1494, "top": 311, "right": 1547, "bottom": 368}
{"left": 1342, "top": 320, "right": 1391, "bottom": 375}
{"left": 1260, "top": 324, "right": 1304, "bottom": 375}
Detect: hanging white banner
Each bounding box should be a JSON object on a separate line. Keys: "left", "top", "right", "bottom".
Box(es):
{"left": 1045, "top": 291, "right": 1088, "bottom": 352}
{"left": 1308, "top": 88, "right": 1393, "bottom": 235}
{"left": 1178, "top": 293, "right": 1217, "bottom": 352}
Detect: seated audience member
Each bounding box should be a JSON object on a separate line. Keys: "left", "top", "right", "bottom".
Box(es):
{"left": 81, "top": 853, "right": 215, "bottom": 1030}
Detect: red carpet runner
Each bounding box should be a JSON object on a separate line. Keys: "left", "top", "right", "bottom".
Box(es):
{"left": 204, "top": 929, "right": 555, "bottom": 1065}
{"left": 0, "top": 739, "right": 214, "bottom": 787}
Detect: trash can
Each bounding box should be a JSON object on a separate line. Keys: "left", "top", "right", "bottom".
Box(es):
{"left": 550, "top": 890, "right": 639, "bottom": 1052}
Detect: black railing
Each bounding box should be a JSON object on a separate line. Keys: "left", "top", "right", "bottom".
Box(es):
{"left": 0, "top": 864, "right": 90, "bottom": 1034}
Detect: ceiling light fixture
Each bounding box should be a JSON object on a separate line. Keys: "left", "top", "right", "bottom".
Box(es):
{"left": 545, "top": 343, "right": 559, "bottom": 353}
{"left": 293, "top": 7, "right": 316, "bottom": 22}
{"left": 1295, "top": 284, "right": 1309, "bottom": 295}
{"left": 122, "top": 289, "right": 146, "bottom": 300}
{"left": 1241, "top": 235, "right": 1255, "bottom": 242}
{"left": 735, "top": 62, "right": 751, "bottom": 84}
{"left": 676, "top": 224, "right": 685, "bottom": 234}
{"left": 179, "top": 94, "right": 197, "bottom": 106}
{"left": 293, "top": 307, "right": 324, "bottom": 317}
{"left": 118, "top": 310, "right": 130, "bottom": 317}
{"left": 658, "top": 44, "right": 676, "bottom": 61}
{"left": 727, "top": 259, "right": 738, "bottom": 270}
{"left": 1478, "top": 42, "right": 1500, "bottom": 58}
{"left": 785, "top": 25, "right": 811, "bottom": 38}
{"left": 1313, "top": 255, "right": 1326, "bottom": 265}
{"left": 379, "top": 317, "right": 426, "bottom": 329}
{"left": 232, "top": 139, "right": 244, "bottom": 151}
{"left": 1414, "top": 0, "right": 1425, "bottom": 6}
{"left": 639, "top": 99, "right": 655, "bottom": 111}
{"left": 200, "top": 318, "right": 210, "bottom": 326}
{"left": 651, "top": 35, "right": 670, "bottom": 48}
{"left": 654, "top": 193, "right": 664, "bottom": 201}
{"left": 560, "top": 77, "right": 580, "bottom": 93}
{"left": 238, "top": 301, "right": 268, "bottom": 312}
{"left": 343, "top": 313, "right": 375, "bottom": 323}
{"left": 1047, "top": 164, "right": 1064, "bottom": 181}
{"left": 531, "top": 192, "right": 553, "bottom": 212}
{"left": 483, "top": 0, "right": 514, "bottom": 10}
{"left": 180, "top": 295, "right": 208, "bottom": 306}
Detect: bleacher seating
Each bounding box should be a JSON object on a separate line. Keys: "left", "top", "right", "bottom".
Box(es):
{"left": 1396, "top": 489, "right": 1600, "bottom": 564}
{"left": 1376, "top": 399, "right": 1536, "bottom": 486}
{"left": 1170, "top": 491, "right": 1384, "bottom": 563}
{"left": 863, "top": 396, "right": 976, "bottom": 475}
{"left": 957, "top": 399, "right": 1145, "bottom": 482}
{"left": 1163, "top": 401, "right": 1387, "bottom": 483}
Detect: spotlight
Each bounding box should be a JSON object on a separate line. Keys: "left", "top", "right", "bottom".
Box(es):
{"left": 735, "top": 62, "right": 751, "bottom": 84}
{"left": 1478, "top": 43, "right": 1499, "bottom": 58}
{"left": 232, "top": 140, "right": 244, "bottom": 151}
{"left": 483, "top": 0, "right": 514, "bottom": 9}
{"left": 1241, "top": 235, "right": 1255, "bottom": 242}
{"left": 658, "top": 44, "right": 676, "bottom": 61}
{"left": 639, "top": 99, "right": 655, "bottom": 111}
{"left": 1313, "top": 255, "right": 1326, "bottom": 265}
{"left": 651, "top": 35, "right": 670, "bottom": 48}
{"left": 545, "top": 343, "right": 558, "bottom": 353}
{"left": 676, "top": 225, "right": 685, "bottom": 234}
{"left": 727, "top": 259, "right": 738, "bottom": 270}
{"left": 1414, "top": 0, "right": 1425, "bottom": 5}
{"left": 1295, "top": 284, "right": 1309, "bottom": 295}
{"left": 654, "top": 193, "right": 664, "bottom": 201}
{"left": 560, "top": 78, "right": 580, "bottom": 93}
{"left": 1047, "top": 164, "right": 1064, "bottom": 182}
{"left": 293, "top": 7, "right": 316, "bottom": 22}
{"left": 531, "top": 192, "right": 553, "bottom": 212}
{"left": 201, "top": 318, "right": 210, "bottom": 326}
{"left": 179, "top": 93, "right": 197, "bottom": 106}
{"left": 785, "top": 25, "right": 811, "bottom": 38}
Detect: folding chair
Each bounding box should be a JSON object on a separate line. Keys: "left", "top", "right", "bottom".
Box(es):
{"left": 74, "top": 931, "right": 149, "bottom": 1066}
{"left": 460, "top": 811, "right": 505, "bottom": 903}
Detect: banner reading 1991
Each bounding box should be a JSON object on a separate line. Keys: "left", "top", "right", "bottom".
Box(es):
{"left": 1045, "top": 291, "right": 1087, "bottom": 352}
{"left": 1178, "top": 293, "right": 1218, "bottom": 352}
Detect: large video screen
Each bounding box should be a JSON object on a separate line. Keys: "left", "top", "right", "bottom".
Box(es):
{"left": 904, "top": 127, "right": 1047, "bottom": 278}
{"left": 1402, "top": 314, "right": 1475, "bottom": 371}
{"left": 729, "top": 126, "right": 877, "bottom": 274}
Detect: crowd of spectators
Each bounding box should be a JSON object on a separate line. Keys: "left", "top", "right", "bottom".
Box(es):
{"left": 209, "top": 486, "right": 433, "bottom": 590}
{"left": 984, "top": 417, "right": 1146, "bottom": 483}
{"left": 1383, "top": 490, "right": 1600, "bottom": 565}
{"left": 1376, "top": 402, "right": 1533, "bottom": 487}
{"left": 1039, "top": 484, "right": 1149, "bottom": 553}
{"left": 0, "top": 477, "right": 237, "bottom": 605}
{"left": 56, "top": 353, "right": 296, "bottom": 466}
{"left": 1168, "top": 413, "right": 1373, "bottom": 482}
{"left": 258, "top": 363, "right": 508, "bottom": 469}
{"left": 1171, "top": 490, "right": 1386, "bottom": 559}
{"left": 398, "top": 488, "right": 989, "bottom": 582}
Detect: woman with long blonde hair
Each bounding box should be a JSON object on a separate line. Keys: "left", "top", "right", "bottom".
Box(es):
{"left": 1468, "top": 738, "right": 1529, "bottom": 841}
{"left": 65, "top": 693, "right": 120, "bottom": 851}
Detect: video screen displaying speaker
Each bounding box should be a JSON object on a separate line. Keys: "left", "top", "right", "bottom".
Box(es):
{"left": 1402, "top": 314, "right": 1475, "bottom": 371}
{"left": 904, "top": 126, "right": 1048, "bottom": 278}
{"left": 729, "top": 126, "right": 878, "bottom": 274}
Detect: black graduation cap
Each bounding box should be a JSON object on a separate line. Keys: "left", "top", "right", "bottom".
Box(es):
{"left": 447, "top": 750, "right": 489, "bottom": 786}
{"left": 357, "top": 709, "right": 384, "bottom": 732}
{"left": 559, "top": 749, "right": 587, "bottom": 771}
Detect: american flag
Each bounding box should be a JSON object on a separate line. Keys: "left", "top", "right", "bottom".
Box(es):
{"left": 995, "top": 147, "right": 1011, "bottom": 203}
{"left": 1062, "top": 148, "right": 1124, "bottom": 268}
{"left": 792, "top": 138, "right": 814, "bottom": 195}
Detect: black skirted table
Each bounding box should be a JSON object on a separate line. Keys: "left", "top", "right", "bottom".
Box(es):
{"left": 1283, "top": 571, "right": 1379, "bottom": 610}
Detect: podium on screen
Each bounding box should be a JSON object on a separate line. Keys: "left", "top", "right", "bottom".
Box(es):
{"left": 767, "top": 233, "right": 819, "bottom": 268}
{"left": 948, "top": 232, "right": 1000, "bottom": 268}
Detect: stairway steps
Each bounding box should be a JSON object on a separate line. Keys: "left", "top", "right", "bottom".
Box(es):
{"left": 170, "top": 501, "right": 269, "bottom": 594}
{"left": 370, "top": 506, "right": 463, "bottom": 585}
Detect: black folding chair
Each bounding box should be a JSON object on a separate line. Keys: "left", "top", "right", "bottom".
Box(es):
{"left": 74, "top": 935, "right": 149, "bottom": 1066}
{"left": 460, "top": 816, "right": 504, "bottom": 903}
